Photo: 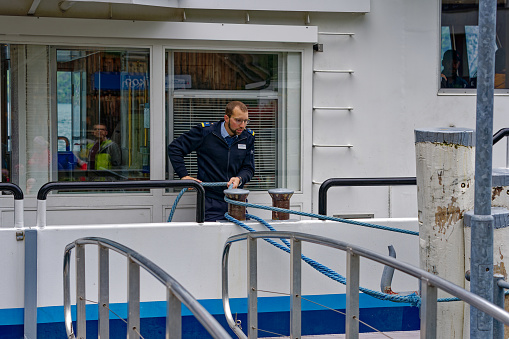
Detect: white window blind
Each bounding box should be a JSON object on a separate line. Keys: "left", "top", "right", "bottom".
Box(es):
{"left": 172, "top": 97, "right": 277, "bottom": 190}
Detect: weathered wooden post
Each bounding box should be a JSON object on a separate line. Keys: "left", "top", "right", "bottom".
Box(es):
{"left": 415, "top": 127, "right": 475, "bottom": 339}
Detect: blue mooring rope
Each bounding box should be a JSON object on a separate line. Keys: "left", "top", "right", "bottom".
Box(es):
{"left": 167, "top": 182, "right": 479, "bottom": 306}
{"left": 167, "top": 182, "right": 228, "bottom": 222}
{"left": 224, "top": 197, "right": 418, "bottom": 236}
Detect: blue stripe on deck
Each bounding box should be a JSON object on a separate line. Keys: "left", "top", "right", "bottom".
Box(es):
{"left": 0, "top": 294, "right": 420, "bottom": 338}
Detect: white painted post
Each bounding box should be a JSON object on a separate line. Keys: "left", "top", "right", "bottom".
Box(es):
{"left": 415, "top": 128, "right": 475, "bottom": 339}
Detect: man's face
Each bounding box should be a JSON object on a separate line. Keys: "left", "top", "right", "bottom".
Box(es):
{"left": 93, "top": 124, "right": 108, "bottom": 140}
{"left": 225, "top": 107, "right": 249, "bottom": 136}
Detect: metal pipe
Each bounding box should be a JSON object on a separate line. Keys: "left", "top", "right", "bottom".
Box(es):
{"left": 471, "top": 0, "right": 497, "bottom": 337}
{"left": 380, "top": 245, "right": 396, "bottom": 294}
{"left": 318, "top": 177, "right": 416, "bottom": 216}
{"left": 36, "top": 180, "right": 205, "bottom": 225}
{"left": 290, "top": 237, "right": 301, "bottom": 339}
{"left": 247, "top": 235, "right": 257, "bottom": 339}
{"left": 346, "top": 250, "right": 360, "bottom": 338}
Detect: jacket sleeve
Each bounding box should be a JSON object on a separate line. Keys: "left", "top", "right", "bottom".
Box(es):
{"left": 167, "top": 125, "right": 204, "bottom": 178}
{"left": 236, "top": 135, "right": 255, "bottom": 185}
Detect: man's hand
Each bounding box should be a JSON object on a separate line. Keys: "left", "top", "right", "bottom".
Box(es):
{"left": 227, "top": 176, "right": 241, "bottom": 189}
{"left": 181, "top": 175, "right": 202, "bottom": 183}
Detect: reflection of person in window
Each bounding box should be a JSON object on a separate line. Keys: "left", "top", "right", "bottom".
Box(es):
{"left": 79, "top": 123, "right": 121, "bottom": 171}
{"left": 441, "top": 50, "right": 469, "bottom": 88}
{"left": 495, "top": 48, "right": 506, "bottom": 89}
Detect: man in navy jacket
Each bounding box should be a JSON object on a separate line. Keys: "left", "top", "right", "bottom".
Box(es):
{"left": 168, "top": 101, "right": 255, "bottom": 221}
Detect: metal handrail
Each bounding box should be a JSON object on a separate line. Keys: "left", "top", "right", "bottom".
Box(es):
{"left": 222, "top": 231, "right": 509, "bottom": 339}
{"left": 64, "top": 237, "right": 232, "bottom": 339}
{"left": 493, "top": 128, "right": 509, "bottom": 168}
{"left": 36, "top": 180, "right": 205, "bottom": 226}
{"left": 0, "top": 183, "right": 24, "bottom": 228}
{"left": 492, "top": 128, "right": 509, "bottom": 145}
{"left": 316, "top": 129, "right": 509, "bottom": 217}
{"left": 318, "top": 177, "right": 417, "bottom": 216}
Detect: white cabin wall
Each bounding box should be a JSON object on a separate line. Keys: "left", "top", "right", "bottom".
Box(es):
{"left": 0, "top": 1, "right": 508, "bottom": 223}
{"left": 310, "top": 0, "right": 509, "bottom": 218}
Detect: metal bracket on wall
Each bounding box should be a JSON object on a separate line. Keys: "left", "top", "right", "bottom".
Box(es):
{"left": 313, "top": 44, "right": 323, "bottom": 52}
{"left": 16, "top": 230, "right": 24, "bottom": 241}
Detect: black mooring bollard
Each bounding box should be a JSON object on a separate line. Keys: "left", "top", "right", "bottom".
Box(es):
{"left": 224, "top": 188, "right": 250, "bottom": 221}
{"left": 268, "top": 188, "right": 294, "bottom": 220}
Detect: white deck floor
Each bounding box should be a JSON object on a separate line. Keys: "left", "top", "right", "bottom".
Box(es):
{"left": 266, "top": 330, "right": 420, "bottom": 338}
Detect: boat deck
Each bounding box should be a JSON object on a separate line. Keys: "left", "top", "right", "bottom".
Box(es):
{"left": 267, "top": 330, "right": 420, "bottom": 338}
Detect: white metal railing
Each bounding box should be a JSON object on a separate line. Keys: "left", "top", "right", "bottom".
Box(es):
{"left": 64, "top": 237, "right": 231, "bottom": 339}
{"left": 222, "top": 231, "right": 509, "bottom": 339}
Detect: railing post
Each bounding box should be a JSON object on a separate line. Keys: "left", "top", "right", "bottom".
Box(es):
{"left": 290, "top": 236, "right": 301, "bottom": 339}
{"left": 24, "top": 229, "right": 37, "bottom": 339}
{"left": 506, "top": 137, "right": 509, "bottom": 168}
{"left": 127, "top": 258, "right": 140, "bottom": 339}
{"left": 345, "top": 249, "right": 359, "bottom": 339}
{"left": 166, "top": 289, "right": 182, "bottom": 339}
{"left": 98, "top": 245, "right": 109, "bottom": 339}
{"left": 420, "top": 280, "right": 437, "bottom": 339}
{"left": 247, "top": 235, "right": 258, "bottom": 339}
{"left": 76, "top": 244, "right": 87, "bottom": 339}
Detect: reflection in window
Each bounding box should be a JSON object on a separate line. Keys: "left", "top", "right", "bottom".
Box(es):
{"left": 166, "top": 51, "right": 301, "bottom": 191}
{"left": 56, "top": 49, "right": 150, "bottom": 183}
{"left": 0, "top": 45, "right": 150, "bottom": 195}
{"left": 441, "top": 0, "right": 509, "bottom": 89}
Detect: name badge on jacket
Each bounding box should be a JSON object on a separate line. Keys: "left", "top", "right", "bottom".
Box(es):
{"left": 238, "top": 144, "right": 246, "bottom": 149}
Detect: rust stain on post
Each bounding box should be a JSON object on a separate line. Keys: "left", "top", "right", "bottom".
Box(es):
{"left": 492, "top": 186, "right": 503, "bottom": 200}
{"left": 435, "top": 197, "right": 463, "bottom": 234}
{"left": 495, "top": 261, "right": 507, "bottom": 280}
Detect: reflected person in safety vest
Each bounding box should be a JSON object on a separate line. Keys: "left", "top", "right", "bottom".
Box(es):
{"left": 78, "top": 123, "right": 121, "bottom": 175}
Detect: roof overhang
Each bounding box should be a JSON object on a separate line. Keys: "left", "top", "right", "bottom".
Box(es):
{"left": 60, "top": 0, "right": 370, "bottom": 13}
{"left": 0, "top": 15, "right": 318, "bottom": 43}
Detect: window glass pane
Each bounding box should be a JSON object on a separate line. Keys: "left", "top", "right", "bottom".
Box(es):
{"left": 441, "top": 0, "right": 509, "bottom": 90}
{"left": 56, "top": 48, "right": 150, "bottom": 184}
{"left": 166, "top": 51, "right": 301, "bottom": 191}
{"left": 1, "top": 44, "right": 150, "bottom": 195}
{"left": 0, "top": 45, "right": 11, "bottom": 184}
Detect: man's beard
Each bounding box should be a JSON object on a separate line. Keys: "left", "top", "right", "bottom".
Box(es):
{"left": 228, "top": 120, "right": 242, "bottom": 136}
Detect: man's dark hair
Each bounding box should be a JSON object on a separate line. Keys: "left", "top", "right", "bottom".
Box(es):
{"left": 225, "top": 101, "right": 248, "bottom": 117}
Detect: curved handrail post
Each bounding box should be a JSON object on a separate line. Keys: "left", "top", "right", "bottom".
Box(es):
{"left": 318, "top": 177, "right": 417, "bottom": 216}
{"left": 222, "top": 231, "right": 509, "bottom": 338}
{"left": 64, "top": 237, "right": 231, "bottom": 339}
{"left": 36, "top": 180, "right": 205, "bottom": 226}
{"left": 0, "top": 183, "right": 24, "bottom": 228}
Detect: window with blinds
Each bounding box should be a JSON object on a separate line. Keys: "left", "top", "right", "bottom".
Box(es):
{"left": 167, "top": 51, "right": 301, "bottom": 191}
{"left": 172, "top": 98, "right": 277, "bottom": 190}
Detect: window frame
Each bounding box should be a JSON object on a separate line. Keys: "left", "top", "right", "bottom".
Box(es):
{"left": 439, "top": 0, "right": 509, "bottom": 95}
{"left": 165, "top": 48, "right": 303, "bottom": 192}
